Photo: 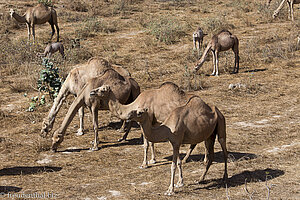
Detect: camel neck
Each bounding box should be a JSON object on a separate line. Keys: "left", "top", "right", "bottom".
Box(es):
{"left": 107, "top": 93, "right": 129, "bottom": 120}
{"left": 12, "top": 12, "right": 27, "bottom": 23}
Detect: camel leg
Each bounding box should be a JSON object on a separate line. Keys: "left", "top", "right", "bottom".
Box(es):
{"left": 193, "top": 38, "right": 197, "bottom": 49}
{"left": 32, "top": 24, "right": 36, "bottom": 43}
{"left": 49, "top": 22, "right": 55, "bottom": 41}
{"left": 140, "top": 134, "right": 149, "bottom": 169}
{"left": 118, "top": 120, "right": 131, "bottom": 142}
{"left": 26, "top": 23, "right": 31, "bottom": 41}
{"left": 55, "top": 24, "right": 60, "bottom": 42}
{"left": 51, "top": 129, "right": 64, "bottom": 152}
{"left": 149, "top": 141, "right": 156, "bottom": 164}
{"left": 211, "top": 51, "right": 216, "bottom": 76}
{"left": 76, "top": 106, "right": 85, "bottom": 136}
{"left": 199, "top": 132, "right": 216, "bottom": 182}
{"left": 219, "top": 137, "right": 228, "bottom": 181}
{"left": 289, "top": 1, "right": 294, "bottom": 21}
{"left": 182, "top": 144, "right": 196, "bottom": 163}
{"left": 232, "top": 45, "right": 239, "bottom": 74}
{"left": 60, "top": 46, "right": 66, "bottom": 59}
{"left": 164, "top": 144, "right": 180, "bottom": 196}
{"left": 175, "top": 152, "right": 184, "bottom": 188}
{"left": 91, "top": 107, "right": 99, "bottom": 151}
{"left": 215, "top": 52, "right": 219, "bottom": 76}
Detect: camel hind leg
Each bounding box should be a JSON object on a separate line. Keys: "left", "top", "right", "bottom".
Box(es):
{"left": 232, "top": 41, "right": 239, "bottom": 74}
{"left": 199, "top": 131, "right": 216, "bottom": 182}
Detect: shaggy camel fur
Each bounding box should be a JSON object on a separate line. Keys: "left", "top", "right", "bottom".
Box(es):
{"left": 194, "top": 30, "right": 239, "bottom": 76}
{"left": 9, "top": 3, "right": 59, "bottom": 42}
{"left": 270, "top": 0, "right": 300, "bottom": 21}
{"left": 89, "top": 82, "right": 203, "bottom": 168}
{"left": 51, "top": 69, "right": 140, "bottom": 152}
{"left": 38, "top": 42, "right": 65, "bottom": 59}
{"left": 126, "top": 96, "right": 228, "bottom": 195}
{"left": 41, "top": 58, "right": 133, "bottom": 138}
{"left": 193, "top": 27, "right": 207, "bottom": 50}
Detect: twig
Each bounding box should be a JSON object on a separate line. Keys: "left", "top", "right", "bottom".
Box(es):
{"left": 244, "top": 178, "right": 255, "bottom": 200}
{"left": 265, "top": 174, "right": 275, "bottom": 200}
{"left": 225, "top": 183, "right": 231, "bottom": 200}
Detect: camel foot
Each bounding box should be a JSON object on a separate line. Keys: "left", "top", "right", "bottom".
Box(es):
{"left": 175, "top": 182, "right": 184, "bottom": 188}
{"left": 90, "top": 146, "right": 99, "bottom": 151}
{"left": 164, "top": 189, "right": 174, "bottom": 196}
{"left": 51, "top": 147, "right": 57, "bottom": 153}
{"left": 76, "top": 129, "right": 84, "bottom": 136}
{"left": 139, "top": 164, "right": 148, "bottom": 169}
{"left": 148, "top": 159, "right": 156, "bottom": 165}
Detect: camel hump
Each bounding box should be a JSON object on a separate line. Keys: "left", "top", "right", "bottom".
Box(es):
{"left": 218, "top": 29, "right": 232, "bottom": 35}
{"left": 159, "top": 82, "right": 185, "bottom": 96}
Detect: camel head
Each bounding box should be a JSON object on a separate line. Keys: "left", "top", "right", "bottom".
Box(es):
{"left": 40, "top": 118, "right": 52, "bottom": 138}
{"left": 126, "top": 108, "right": 148, "bottom": 122}
{"left": 194, "top": 62, "right": 203, "bottom": 73}
{"left": 9, "top": 9, "right": 14, "bottom": 18}
{"left": 90, "top": 85, "right": 111, "bottom": 98}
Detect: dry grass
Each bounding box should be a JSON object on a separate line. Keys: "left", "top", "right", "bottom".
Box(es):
{"left": 0, "top": 0, "right": 299, "bottom": 199}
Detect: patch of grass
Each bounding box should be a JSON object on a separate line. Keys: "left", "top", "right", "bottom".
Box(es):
{"left": 65, "top": 0, "right": 88, "bottom": 12}
{"left": 201, "top": 17, "right": 235, "bottom": 33}
{"left": 146, "top": 16, "right": 187, "bottom": 44}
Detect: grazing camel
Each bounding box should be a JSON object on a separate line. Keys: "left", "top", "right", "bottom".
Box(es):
{"left": 89, "top": 82, "right": 203, "bottom": 168}
{"left": 194, "top": 30, "right": 239, "bottom": 76}
{"left": 38, "top": 42, "right": 65, "bottom": 59}
{"left": 9, "top": 3, "right": 59, "bottom": 42}
{"left": 51, "top": 69, "right": 140, "bottom": 152}
{"left": 41, "top": 57, "right": 134, "bottom": 138}
{"left": 193, "top": 27, "right": 207, "bottom": 50}
{"left": 126, "top": 96, "right": 228, "bottom": 195}
{"left": 271, "top": 0, "right": 300, "bottom": 21}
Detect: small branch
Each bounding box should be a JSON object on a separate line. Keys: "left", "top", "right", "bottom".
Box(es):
{"left": 225, "top": 183, "right": 231, "bottom": 200}
{"left": 244, "top": 178, "right": 255, "bottom": 200}
{"left": 265, "top": 175, "right": 275, "bottom": 200}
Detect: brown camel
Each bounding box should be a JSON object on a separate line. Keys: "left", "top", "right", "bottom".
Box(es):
{"left": 270, "top": 0, "right": 300, "bottom": 21}
{"left": 89, "top": 82, "right": 204, "bottom": 168}
{"left": 126, "top": 96, "right": 228, "bottom": 195}
{"left": 37, "top": 42, "right": 65, "bottom": 59}
{"left": 9, "top": 3, "right": 59, "bottom": 42}
{"left": 194, "top": 30, "right": 239, "bottom": 76}
{"left": 41, "top": 58, "right": 135, "bottom": 139}
{"left": 51, "top": 68, "right": 140, "bottom": 152}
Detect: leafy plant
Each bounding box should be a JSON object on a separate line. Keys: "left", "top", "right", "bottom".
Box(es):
{"left": 37, "top": 58, "right": 62, "bottom": 101}
{"left": 38, "top": 0, "right": 53, "bottom": 7}
{"left": 26, "top": 95, "right": 45, "bottom": 112}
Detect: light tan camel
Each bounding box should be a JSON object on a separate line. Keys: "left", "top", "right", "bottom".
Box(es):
{"left": 193, "top": 27, "right": 207, "bottom": 51}
{"left": 194, "top": 30, "right": 239, "bottom": 76}
{"left": 41, "top": 58, "right": 134, "bottom": 139}
{"left": 125, "top": 96, "right": 228, "bottom": 195}
{"left": 9, "top": 3, "right": 59, "bottom": 42}
{"left": 270, "top": 0, "right": 300, "bottom": 21}
{"left": 37, "top": 42, "right": 65, "bottom": 59}
{"left": 51, "top": 69, "right": 140, "bottom": 152}
{"left": 89, "top": 82, "right": 203, "bottom": 168}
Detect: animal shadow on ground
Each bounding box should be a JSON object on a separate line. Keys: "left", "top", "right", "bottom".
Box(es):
{"left": 164, "top": 151, "right": 257, "bottom": 163}
{"left": 243, "top": 68, "right": 267, "bottom": 73}
{"left": 57, "top": 137, "right": 143, "bottom": 153}
{"left": 98, "top": 121, "right": 140, "bottom": 131}
{"left": 0, "top": 166, "right": 62, "bottom": 176}
{"left": 0, "top": 186, "right": 22, "bottom": 193}
{"left": 193, "top": 168, "right": 284, "bottom": 190}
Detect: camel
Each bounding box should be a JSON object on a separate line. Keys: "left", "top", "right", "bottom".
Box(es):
{"left": 270, "top": 0, "right": 300, "bottom": 21}
{"left": 193, "top": 27, "right": 207, "bottom": 51}
{"left": 125, "top": 96, "right": 228, "bottom": 195}
{"left": 37, "top": 42, "right": 65, "bottom": 59}
{"left": 89, "top": 82, "right": 204, "bottom": 168}
{"left": 51, "top": 68, "right": 140, "bottom": 152}
{"left": 41, "top": 57, "right": 134, "bottom": 139}
{"left": 9, "top": 3, "right": 59, "bottom": 42}
{"left": 194, "top": 30, "right": 239, "bottom": 76}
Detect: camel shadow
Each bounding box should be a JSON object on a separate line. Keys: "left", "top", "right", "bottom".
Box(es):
{"left": 0, "top": 186, "right": 22, "bottom": 194}
{"left": 243, "top": 68, "right": 267, "bottom": 73}
{"left": 163, "top": 151, "right": 257, "bottom": 163}
{"left": 98, "top": 121, "right": 140, "bottom": 131}
{"left": 0, "top": 166, "right": 62, "bottom": 176}
{"left": 193, "top": 168, "right": 284, "bottom": 190}
{"left": 57, "top": 137, "right": 143, "bottom": 153}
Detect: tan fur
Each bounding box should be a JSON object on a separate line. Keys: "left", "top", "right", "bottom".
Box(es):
{"left": 51, "top": 69, "right": 140, "bottom": 152}
{"left": 41, "top": 57, "right": 134, "bottom": 138}
{"left": 271, "top": 0, "right": 300, "bottom": 21}
{"left": 9, "top": 3, "right": 59, "bottom": 42}
{"left": 194, "top": 30, "right": 239, "bottom": 76}
{"left": 89, "top": 82, "right": 200, "bottom": 168}
{"left": 126, "top": 96, "right": 228, "bottom": 195}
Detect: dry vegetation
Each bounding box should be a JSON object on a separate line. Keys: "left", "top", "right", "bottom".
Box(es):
{"left": 0, "top": 0, "right": 299, "bottom": 199}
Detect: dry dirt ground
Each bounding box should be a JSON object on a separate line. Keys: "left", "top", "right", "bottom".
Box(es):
{"left": 0, "top": 0, "right": 300, "bottom": 199}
